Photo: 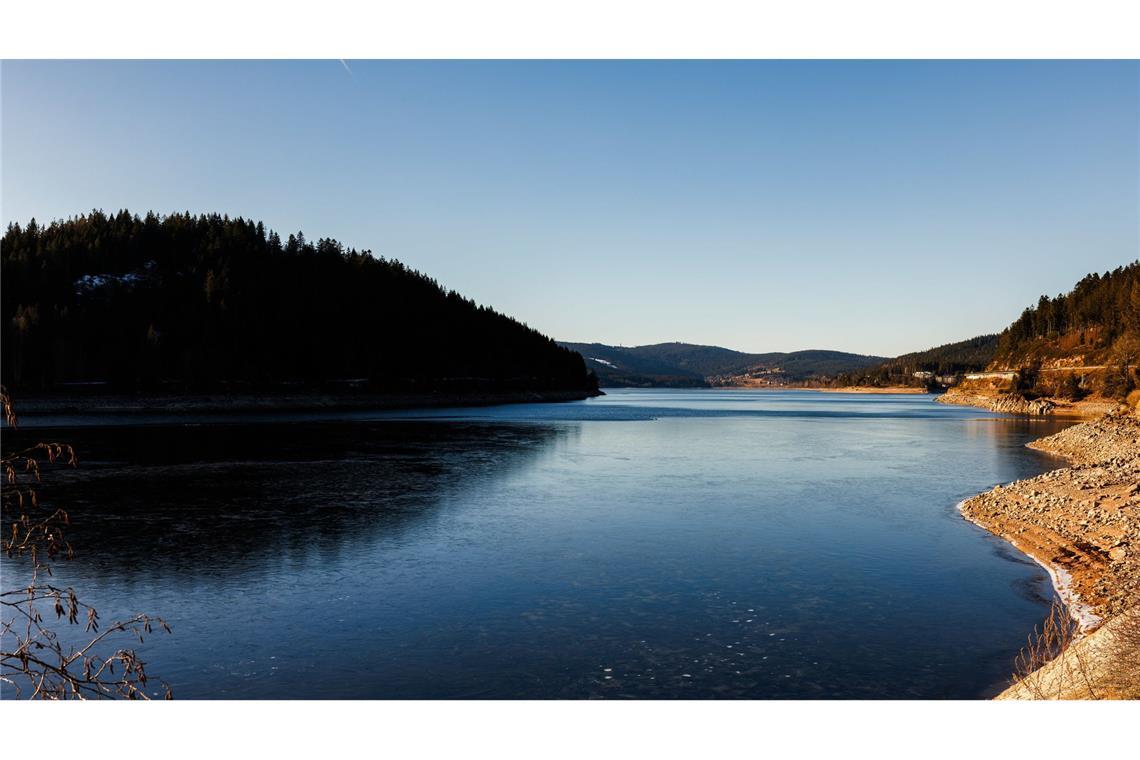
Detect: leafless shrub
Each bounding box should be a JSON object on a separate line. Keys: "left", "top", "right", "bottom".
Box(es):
{"left": 1009, "top": 591, "right": 1140, "bottom": 700}
{"left": 1, "top": 385, "right": 172, "bottom": 699}
{"left": 1009, "top": 599, "right": 1101, "bottom": 699}
{"left": 1105, "top": 601, "right": 1140, "bottom": 699}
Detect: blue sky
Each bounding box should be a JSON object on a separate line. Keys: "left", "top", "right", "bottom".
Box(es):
{"left": 2, "top": 60, "right": 1137, "bottom": 356}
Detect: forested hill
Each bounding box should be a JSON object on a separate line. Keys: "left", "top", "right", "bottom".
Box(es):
{"left": 830, "top": 261, "right": 1140, "bottom": 390}
{"left": 991, "top": 262, "right": 1140, "bottom": 368}
{"left": 2, "top": 211, "right": 598, "bottom": 395}
{"left": 559, "top": 341, "right": 885, "bottom": 387}
{"left": 830, "top": 335, "right": 999, "bottom": 388}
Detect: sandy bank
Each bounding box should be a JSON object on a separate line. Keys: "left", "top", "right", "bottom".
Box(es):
{"left": 711, "top": 384, "right": 928, "bottom": 394}
{"left": 810, "top": 386, "right": 928, "bottom": 395}
{"left": 959, "top": 412, "right": 1140, "bottom": 698}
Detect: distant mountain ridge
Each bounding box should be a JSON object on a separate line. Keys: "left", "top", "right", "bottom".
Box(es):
{"left": 561, "top": 262, "right": 1140, "bottom": 393}
{"left": 558, "top": 341, "right": 885, "bottom": 388}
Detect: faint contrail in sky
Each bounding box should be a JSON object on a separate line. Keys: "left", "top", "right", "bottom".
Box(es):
{"left": 339, "top": 59, "right": 353, "bottom": 76}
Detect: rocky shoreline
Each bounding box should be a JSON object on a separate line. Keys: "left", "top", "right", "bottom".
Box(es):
{"left": 936, "top": 387, "right": 1118, "bottom": 417}
{"left": 958, "top": 411, "right": 1140, "bottom": 699}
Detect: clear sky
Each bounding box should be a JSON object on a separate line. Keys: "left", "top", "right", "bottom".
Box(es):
{"left": 2, "top": 60, "right": 1137, "bottom": 356}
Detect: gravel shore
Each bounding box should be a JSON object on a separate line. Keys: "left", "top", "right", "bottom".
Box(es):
{"left": 935, "top": 387, "right": 1118, "bottom": 417}
{"left": 958, "top": 411, "right": 1140, "bottom": 698}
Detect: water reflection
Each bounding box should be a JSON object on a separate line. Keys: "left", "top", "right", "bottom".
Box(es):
{"left": 1, "top": 392, "right": 1076, "bottom": 699}
{"left": 3, "top": 421, "right": 577, "bottom": 585}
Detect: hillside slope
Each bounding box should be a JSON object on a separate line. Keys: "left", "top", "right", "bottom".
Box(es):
{"left": 557, "top": 343, "right": 708, "bottom": 387}
{"left": 831, "top": 335, "right": 999, "bottom": 389}
{"left": 3, "top": 211, "right": 598, "bottom": 396}
{"left": 991, "top": 262, "right": 1140, "bottom": 371}
{"left": 559, "top": 341, "right": 885, "bottom": 388}
{"left": 835, "top": 262, "right": 1140, "bottom": 398}
{"left": 938, "top": 262, "right": 1140, "bottom": 410}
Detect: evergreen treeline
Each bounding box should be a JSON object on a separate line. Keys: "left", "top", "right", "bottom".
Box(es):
{"left": 993, "top": 261, "right": 1140, "bottom": 366}
{"left": 830, "top": 335, "right": 999, "bottom": 389}
{"left": 831, "top": 262, "right": 1140, "bottom": 393}
{"left": 2, "top": 210, "right": 598, "bottom": 395}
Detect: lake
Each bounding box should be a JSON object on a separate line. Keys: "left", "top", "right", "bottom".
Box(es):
{"left": 1, "top": 389, "right": 1074, "bottom": 698}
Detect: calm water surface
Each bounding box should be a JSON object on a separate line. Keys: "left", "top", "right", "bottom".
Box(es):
{"left": 3, "top": 389, "right": 1074, "bottom": 698}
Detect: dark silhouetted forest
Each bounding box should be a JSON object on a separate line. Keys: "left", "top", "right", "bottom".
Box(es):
{"left": 2, "top": 211, "right": 598, "bottom": 395}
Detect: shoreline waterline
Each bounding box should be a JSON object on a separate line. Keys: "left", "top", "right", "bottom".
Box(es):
{"left": 955, "top": 498, "right": 1103, "bottom": 633}
{"left": 6, "top": 388, "right": 602, "bottom": 418}
{"left": 1, "top": 389, "right": 1071, "bottom": 699}
{"left": 957, "top": 410, "right": 1140, "bottom": 698}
